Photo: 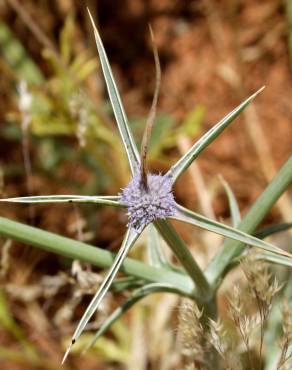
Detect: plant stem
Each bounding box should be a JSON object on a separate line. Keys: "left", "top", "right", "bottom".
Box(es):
{"left": 206, "top": 155, "right": 292, "bottom": 287}
{"left": 155, "top": 219, "right": 212, "bottom": 301}
{"left": 0, "top": 216, "right": 195, "bottom": 296}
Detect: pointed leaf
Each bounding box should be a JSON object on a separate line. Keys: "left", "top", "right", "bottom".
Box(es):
{"left": 62, "top": 227, "right": 141, "bottom": 363}
{"left": 84, "top": 283, "right": 179, "bottom": 352}
{"left": 205, "top": 156, "right": 292, "bottom": 285}
{"left": 173, "top": 204, "right": 292, "bottom": 259}
{"left": 219, "top": 176, "right": 241, "bottom": 227}
{"left": 254, "top": 223, "right": 292, "bottom": 240}
{"left": 256, "top": 253, "right": 292, "bottom": 267}
{"left": 169, "top": 87, "right": 265, "bottom": 184}
{"left": 87, "top": 9, "right": 140, "bottom": 174}
{"left": 0, "top": 195, "right": 121, "bottom": 207}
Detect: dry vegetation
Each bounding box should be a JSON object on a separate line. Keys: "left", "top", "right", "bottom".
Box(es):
{"left": 0, "top": 1, "right": 291, "bottom": 369}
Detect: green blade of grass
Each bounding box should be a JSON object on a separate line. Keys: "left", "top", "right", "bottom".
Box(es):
{"left": 84, "top": 283, "right": 180, "bottom": 352}
{"left": 169, "top": 87, "right": 265, "bottom": 184}
{"left": 173, "top": 203, "right": 292, "bottom": 260}
{"left": 62, "top": 227, "right": 142, "bottom": 363}
{"left": 87, "top": 9, "right": 140, "bottom": 175}
{"left": 0, "top": 195, "right": 121, "bottom": 207}
{"left": 219, "top": 175, "right": 241, "bottom": 227}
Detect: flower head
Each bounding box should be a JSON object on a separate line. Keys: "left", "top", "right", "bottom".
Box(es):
{"left": 120, "top": 172, "right": 176, "bottom": 232}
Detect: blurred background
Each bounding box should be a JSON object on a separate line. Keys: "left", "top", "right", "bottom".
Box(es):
{"left": 0, "top": 0, "right": 291, "bottom": 369}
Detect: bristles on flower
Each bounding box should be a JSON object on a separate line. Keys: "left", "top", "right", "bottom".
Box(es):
{"left": 120, "top": 172, "right": 175, "bottom": 232}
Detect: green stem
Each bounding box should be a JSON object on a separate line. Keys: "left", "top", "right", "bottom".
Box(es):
{"left": 206, "top": 155, "right": 292, "bottom": 287}
{"left": 0, "top": 217, "right": 194, "bottom": 296}
{"left": 155, "top": 219, "right": 212, "bottom": 301}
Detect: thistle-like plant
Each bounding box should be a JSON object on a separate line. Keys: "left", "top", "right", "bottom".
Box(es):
{"left": 1, "top": 9, "right": 292, "bottom": 364}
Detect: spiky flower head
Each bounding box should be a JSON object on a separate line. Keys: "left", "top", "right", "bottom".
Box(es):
{"left": 120, "top": 172, "right": 176, "bottom": 232}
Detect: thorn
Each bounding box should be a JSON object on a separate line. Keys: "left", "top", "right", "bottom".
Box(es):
{"left": 87, "top": 7, "right": 95, "bottom": 29}
{"left": 61, "top": 340, "right": 74, "bottom": 365}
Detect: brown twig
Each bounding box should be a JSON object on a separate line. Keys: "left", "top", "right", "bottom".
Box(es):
{"left": 140, "top": 25, "right": 161, "bottom": 189}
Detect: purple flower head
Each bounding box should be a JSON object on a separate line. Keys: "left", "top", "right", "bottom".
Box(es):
{"left": 120, "top": 172, "right": 176, "bottom": 232}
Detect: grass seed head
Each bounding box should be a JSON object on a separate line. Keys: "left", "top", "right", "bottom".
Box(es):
{"left": 178, "top": 299, "right": 205, "bottom": 363}
{"left": 241, "top": 251, "right": 281, "bottom": 312}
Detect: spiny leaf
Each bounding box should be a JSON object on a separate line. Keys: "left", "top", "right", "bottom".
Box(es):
{"left": 84, "top": 283, "right": 179, "bottom": 352}
{"left": 62, "top": 227, "right": 141, "bottom": 364}
{"left": 87, "top": 8, "right": 140, "bottom": 174}
{"left": 169, "top": 87, "right": 265, "bottom": 184}
{"left": 256, "top": 253, "right": 292, "bottom": 268}
{"left": 173, "top": 203, "right": 292, "bottom": 260}
{"left": 254, "top": 223, "right": 292, "bottom": 240}
{"left": 0, "top": 195, "right": 121, "bottom": 207}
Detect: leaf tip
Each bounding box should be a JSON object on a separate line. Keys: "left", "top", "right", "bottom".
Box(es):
{"left": 87, "top": 7, "right": 97, "bottom": 32}
{"left": 254, "top": 85, "right": 265, "bottom": 97}
{"left": 0, "top": 198, "right": 17, "bottom": 203}
{"left": 62, "top": 340, "right": 75, "bottom": 365}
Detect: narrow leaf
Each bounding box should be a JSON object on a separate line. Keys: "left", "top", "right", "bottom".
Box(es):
{"left": 173, "top": 204, "right": 292, "bottom": 259}
{"left": 0, "top": 195, "right": 121, "bottom": 207}
{"left": 256, "top": 253, "right": 292, "bottom": 267}
{"left": 169, "top": 87, "right": 265, "bottom": 184}
{"left": 205, "top": 156, "right": 292, "bottom": 285}
{"left": 111, "top": 277, "right": 144, "bottom": 293}
{"left": 62, "top": 227, "right": 141, "bottom": 363}
{"left": 87, "top": 9, "right": 140, "bottom": 174}
{"left": 219, "top": 175, "right": 241, "bottom": 227}
{"left": 254, "top": 223, "right": 292, "bottom": 239}
{"left": 84, "top": 283, "right": 179, "bottom": 352}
